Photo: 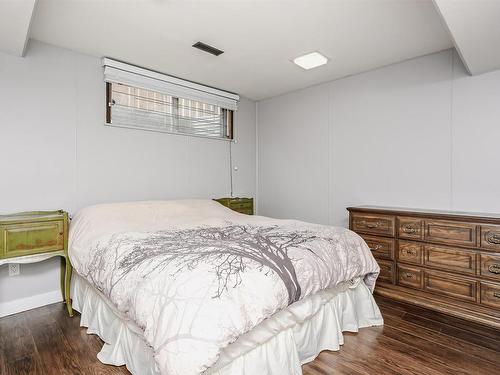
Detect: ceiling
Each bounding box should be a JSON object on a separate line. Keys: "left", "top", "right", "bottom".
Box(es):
{"left": 0, "top": 1, "right": 495, "bottom": 101}
{"left": 433, "top": 0, "right": 500, "bottom": 75}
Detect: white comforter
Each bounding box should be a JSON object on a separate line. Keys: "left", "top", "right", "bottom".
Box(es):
{"left": 69, "top": 200, "right": 379, "bottom": 375}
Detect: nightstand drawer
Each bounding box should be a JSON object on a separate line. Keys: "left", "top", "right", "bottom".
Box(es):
{"left": 1, "top": 220, "right": 64, "bottom": 259}
{"left": 229, "top": 202, "right": 252, "bottom": 209}
{"left": 214, "top": 197, "right": 254, "bottom": 215}
{"left": 237, "top": 208, "right": 253, "bottom": 215}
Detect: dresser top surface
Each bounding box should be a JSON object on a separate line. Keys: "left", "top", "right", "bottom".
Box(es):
{"left": 0, "top": 210, "right": 66, "bottom": 223}
{"left": 347, "top": 205, "right": 500, "bottom": 221}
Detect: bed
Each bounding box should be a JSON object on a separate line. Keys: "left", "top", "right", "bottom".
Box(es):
{"left": 69, "top": 199, "right": 383, "bottom": 375}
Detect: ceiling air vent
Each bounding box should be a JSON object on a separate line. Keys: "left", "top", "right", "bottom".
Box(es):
{"left": 192, "top": 42, "right": 224, "bottom": 56}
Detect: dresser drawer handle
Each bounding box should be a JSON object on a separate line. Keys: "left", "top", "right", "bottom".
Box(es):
{"left": 360, "top": 221, "right": 381, "bottom": 229}
{"left": 403, "top": 249, "right": 417, "bottom": 256}
{"left": 369, "top": 244, "right": 382, "bottom": 251}
{"left": 402, "top": 225, "right": 417, "bottom": 234}
{"left": 403, "top": 272, "right": 415, "bottom": 279}
{"left": 486, "top": 233, "right": 500, "bottom": 245}
{"left": 494, "top": 292, "right": 500, "bottom": 299}
{"left": 488, "top": 264, "right": 500, "bottom": 274}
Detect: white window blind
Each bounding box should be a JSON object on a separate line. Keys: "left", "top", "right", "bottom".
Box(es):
{"left": 103, "top": 58, "right": 239, "bottom": 139}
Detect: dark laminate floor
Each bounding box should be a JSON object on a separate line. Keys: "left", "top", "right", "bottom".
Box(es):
{"left": 1, "top": 295, "right": 499, "bottom": 374}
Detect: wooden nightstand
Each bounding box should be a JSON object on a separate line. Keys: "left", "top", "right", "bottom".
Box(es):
{"left": 0, "top": 210, "right": 73, "bottom": 317}
{"left": 214, "top": 197, "right": 254, "bottom": 215}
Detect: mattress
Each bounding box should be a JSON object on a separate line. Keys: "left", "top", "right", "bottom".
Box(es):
{"left": 72, "top": 272, "right": 383, "bottom": 375}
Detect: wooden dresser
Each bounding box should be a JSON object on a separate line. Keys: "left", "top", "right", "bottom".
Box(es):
{"left": 347, "top": 206, "right": 500, "bottom": 328}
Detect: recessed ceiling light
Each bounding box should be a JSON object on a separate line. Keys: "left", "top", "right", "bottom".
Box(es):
{"left": 293, "top": 52, "right": 328, "bottom": 70}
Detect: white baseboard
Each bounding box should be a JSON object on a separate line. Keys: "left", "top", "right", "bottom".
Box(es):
{"left": 0, "top": 290, "right": 62, "bottom": 318}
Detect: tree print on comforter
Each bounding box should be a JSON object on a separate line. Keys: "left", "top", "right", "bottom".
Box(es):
{"left": 75, "top": 222, "right": 379, "bottom": 374}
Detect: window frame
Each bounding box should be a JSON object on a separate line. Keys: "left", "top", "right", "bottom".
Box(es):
{"left": 105, "top": 82, "right": 234, "bottom": 141}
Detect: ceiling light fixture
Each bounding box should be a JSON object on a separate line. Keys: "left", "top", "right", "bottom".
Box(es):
{"left": 293, "top": 52, "right": 328, "bottom": 70}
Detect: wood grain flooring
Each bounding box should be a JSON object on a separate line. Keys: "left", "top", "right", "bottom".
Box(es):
{"left": 0, "top": 295, "right": 498, "bottom": 374}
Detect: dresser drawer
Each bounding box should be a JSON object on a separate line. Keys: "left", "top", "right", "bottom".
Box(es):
{"left": 351, "top": 213, "right": 395, "bottom": 237}
{"left": 480, "top": 254, "right": 500, "bottom": 281}
{"left": 397, "top": 241, "right": 423, "bottom": 265}
{"left": 1, "top": 220, "right": 64, "bottom": 259}
{"left": 480, "top": 225, "right": 500, "bottom": 251}
{"left": 360, "top": 234, "right": 395, "bottom": 260}
{"left": 397, "top": 217, "right": 423, "bottom": 240}
{"left": 423, "top": 219, "right": 477, "bottom": 247}
{"left": 397, "top": 265, "right": 423, "bottom": 289}
{"left": 480, "top": 282, "right": 500, "bottom": 309}
{"left": 424, "top": 244, "right": 477, "bottom": 275}
{"left": 424, "top": 269, "right": 477, "bottom": 303}
{"left": 377, "top": 259, "right": 395, "bottom": 284}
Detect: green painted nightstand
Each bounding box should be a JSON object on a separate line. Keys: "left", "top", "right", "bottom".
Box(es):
{"left": 0, "top": 210, "right": 73, "bottom": 317}
{"left": 214, "top": 197, "right": 254, "bottom": 215}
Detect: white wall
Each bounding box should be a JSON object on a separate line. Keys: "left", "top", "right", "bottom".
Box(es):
{"left": 0, "top": 40, "right": 256, "bottom": 316}
{"left": 257, "top": 49, "right": 500, "bottom": 227}
{"left": 4, "top": 43, "right": 500, "bottom": 317}
{"left": 256, "top": 85, "right": 330, "bottom": 224}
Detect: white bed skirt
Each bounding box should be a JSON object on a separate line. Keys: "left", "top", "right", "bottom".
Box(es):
{"left": 72, "top": 274, "right": 383, "bottom": 375}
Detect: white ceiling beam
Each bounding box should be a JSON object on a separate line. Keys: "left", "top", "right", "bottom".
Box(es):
{"left": 0, "top": 0, "right": 37, "bottom": 57}
{"left": 433, "top": 0, "right": 500, "bottom": 75}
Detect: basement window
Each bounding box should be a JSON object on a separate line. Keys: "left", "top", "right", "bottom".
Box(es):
{"left": 106, "top": 82, "right": 233, "bottom": 139}
{"left": 103, "top": 58, "right": 238, "bottom": 140}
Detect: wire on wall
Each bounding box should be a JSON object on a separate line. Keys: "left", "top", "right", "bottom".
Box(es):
{"left": 229, "top": 139, "right": 234, "bottom": 197}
